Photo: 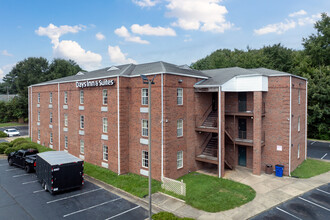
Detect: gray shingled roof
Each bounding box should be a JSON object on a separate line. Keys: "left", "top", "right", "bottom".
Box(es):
{"left": 0, "top": 94, "right": 17, "bottom": 102}
{"left": 197, "top": 67, "right": 306, "bottom": 87}
{"left": 32, "top": 61, "right": 208, "bottom": 87}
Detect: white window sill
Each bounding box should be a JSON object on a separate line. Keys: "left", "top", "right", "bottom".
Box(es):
{"left": 102, "top": 162, "right": 108, "bottom": 168}
{"left": 101, "top": 134, "right": 108, "bottom": 140}
{"left": 49, "top": 124, "right": 53, "bottom": 129}
{"left": 140, "top": 107, "right": 148, "bottom": 113}
{"left": 37, "top": 122, "right": 40, "bottom": 126}
{"left": 101, "top": 107, "right": 108, "bottom": 112}
{"left": 37, "top": 104, "right": 40, "bottom": 108}
{"left": 79, "top": 106, "right": 84, "bottom": 110}
{"left": 48, "top": 104, "right": 53, "bottom": 109}
{"left": 63, "top": 105, "right": 68, "bottom": 109}
{"left": 49, "top": 144, "right": 53, "bottom": 149}
{"left": 140, "top": 138, "right": 148, "bottom": 145}
{"left": 63, "top": 127, "right": 68, "bottom": 132}
{"left": 140, "top": 169, "right": 148, "bottom": 176}
{"left": 79, "top": 130, "right": 84, "bottom": 135}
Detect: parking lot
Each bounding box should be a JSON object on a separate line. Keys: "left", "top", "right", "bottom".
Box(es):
{"left": 251, "top": 183, "right": 330, "bottom": 220}
{"left": 0, "top": 125, "right": 29, "bottom": 137}
{"left": 0, "top": 159, "right": 148, "bottom": 220}
{"left": 308, "top": 140, "right": 330, "bottom": 160}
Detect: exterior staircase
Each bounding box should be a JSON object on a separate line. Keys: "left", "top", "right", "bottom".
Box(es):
{"left": 201, "top": 111, "right": 217, "bottom": 128}
{"left": 202, "top": 137, "right": 218, "bottom": 157}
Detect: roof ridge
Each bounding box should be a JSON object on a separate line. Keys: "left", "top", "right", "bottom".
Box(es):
{"left": 119, "top": 63, "right": 134, "bottom": 76}
{"left": 159, "top": 61, "right": 166, "bottom": 73}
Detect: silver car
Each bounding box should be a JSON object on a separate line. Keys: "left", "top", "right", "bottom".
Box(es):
{"left": 4, "top": 128, "right": 20, "bottom": 137}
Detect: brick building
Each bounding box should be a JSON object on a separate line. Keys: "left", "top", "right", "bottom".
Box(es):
{"left": 28, "top": 61, "right": 307, "bottom": 180}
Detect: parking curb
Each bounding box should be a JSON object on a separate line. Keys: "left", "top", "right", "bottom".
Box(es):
{"left": 84, "top": 175, "right": 165, "bottom": 215}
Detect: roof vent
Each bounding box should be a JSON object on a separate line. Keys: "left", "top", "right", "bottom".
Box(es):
{"left": 76, "top": 71, "right": 85, "bottom": 76}
{"left": 178, "top": 64, "right": 191, "bottom": 70}
{"left": 108, "top": 66, "right": 119, "bottom": 71}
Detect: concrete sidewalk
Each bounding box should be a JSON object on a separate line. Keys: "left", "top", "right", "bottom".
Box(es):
{"left": 145, "top": 167, "right": 330, "bottom": 220}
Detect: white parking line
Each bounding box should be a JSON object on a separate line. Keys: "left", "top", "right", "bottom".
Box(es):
{"left": 298, "top": 197, "right": 330, "bottom": 212}
{"left": 276, "top": 207, "right": 302, "bottom": 220}
{"left": 13, "top": 174, "right": 30, "bottom": 177}
{"left": 63, "top": 198, "right": 121, "bottom": 218}
{"left": 320, "top": 153, "right": 327, "bottom": 160}
{"left": 33, "top": 189, "right": 45, "bottom": 193}
{"left": 317, "top": 188, "right": 330, "bottom": 195}
{"left": 47, "top": 188, "right": 103, "bottom": 204}
{"left": 6, "top": 168, "right": 18, "bottom": 171}
{"left": 311, "top": 141, "right": 316, "bottom": 145}
{"left": 22, "top": 180, "right": 38, "bottom": 185}
{"left": 105, "top": 206, "right": 140, "bottom": 220}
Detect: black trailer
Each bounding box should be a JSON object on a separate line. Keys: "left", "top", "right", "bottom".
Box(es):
{"left": 36, "top": 151, "right": 84, "bottom": 194}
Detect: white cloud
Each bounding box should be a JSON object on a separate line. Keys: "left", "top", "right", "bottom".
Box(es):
{"left": 254, "top": 20, "right": 296, "bottom": 35}
{"left": 35, "top": 23, "right": 84, "bottom": 47}
{"left": 131, "top": 24, "right": 176, "bottom": 36}
{"left": 297, "top": 13, "right": 321, "bottom": 26}
{"left": 289, "top": 10, "right": 307, "bottom": 17}
{"left": 165, "top": 0, "right": 233, "bottom": 33}
{"left": 95, "top": 32, "right": 105, "bottom": 40}
{"left": 108, "top": 45, "right": 137, "bottom": 64}
{"left": 114, "top": 26, "right": 149, "bottom": 44}
{"left": 132, "top": 0, "right": 159, "bottom": 7}
{"left": 0, "top": 68, "right": 3, "bottom": 80}
{"left": 1, "top": 50, "right": 13, "bottom": 57}
{"left": 36, "top": 24, "right": 102, "bottom": 70}
{"left": 254, "top": 12, "right": 322, "bottom": 35}
{"left": 0, "top": 63, "right": 16, "bottom": 81}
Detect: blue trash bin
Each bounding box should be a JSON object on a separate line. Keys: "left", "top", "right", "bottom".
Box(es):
{"left": 275, "top": 164, "right": 284, "bottom": 177}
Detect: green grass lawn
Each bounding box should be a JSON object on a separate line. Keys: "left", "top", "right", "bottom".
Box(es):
{"left": 167, "top": 172, "right": 256, "bottom": 212}
{"left": 84, "top": 162, "right": 161, "bottom": 198}
{"left": 291, "top": 159, "right": 330, "bottom": 178}
{"left": 0, "top": 122, "right": 27, "bottom": 128}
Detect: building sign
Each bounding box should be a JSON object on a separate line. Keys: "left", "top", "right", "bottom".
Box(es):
{"left": 76, "top": 79, "right": 115, "bottom": 88}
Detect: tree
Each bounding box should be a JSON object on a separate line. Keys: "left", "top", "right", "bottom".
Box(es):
{"left": 1, "top": 57, "right": 82, "bottom": 120}
{"left": 302, "top": 13, "right": 330, "bottom": 67}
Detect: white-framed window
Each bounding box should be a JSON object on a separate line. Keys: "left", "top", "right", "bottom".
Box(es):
{"left": 103, "top": 89, "right": 108, "bottom": 105}
{"left": 142, "top": 119, "right": 148, "bottom": 137}
{"left": 80, "top": 90, "right": 84, "bottom": 104}
{"left": 37, "top": 111, "right": 40, "bottom": 121}
{"left": 80, "top": 115, "right": 84, "bottom": 129}
{"left": 38, "top": 130, "right": 40, "bottom": 140}
{"left": 50, "top": 112, "right": 53, "bottom": 123}
{"left": 64, "top": 91, "right": 68, "bottom": 104}
{"left": 49, "top": 92, "right": 53, "bottom": 103}
{"left": 177, "top": 119, "right": 183, "bottom": 137}
{"left": 298, "top": 116, "right": 300, "bottom": 132}
{"left": 298, "top": 89, "right": 301, "bottom": 104}
{"left": 80, "top": 140, "right": 84, "bottom": 154}
{"left": 103, "top": 117, "right": 108, "bottom": 133}
{"left": 38, "top": 93, "right": 40, "bottom": 103}
{"left": 177, "top": 151, "right": 183, "bottom": 169}
{"left": 177, "top": 88, "right": 183, "bottom": 105}
{"left": 64, "top": 114, "right": 68, "bottom": 127}
{"left": 50, "top": 132, "right": 53, "bottom": 144}
{"left": 297, "top": 144, "right": 300, "bottom": 159}
{"left": 103, "top": 145, "right": 108, "bottom": 161}
{"left": 142, "top": 150, "right": 148, "bottom": 168}
{"left": 65, "top": 136, "right": 68, "bottom": 149}
{"left": 141, "top": 88, "right": 148, "bottom": 105}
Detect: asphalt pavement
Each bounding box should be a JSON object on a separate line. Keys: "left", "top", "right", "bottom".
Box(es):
{"left": 251, "top": 183, "right": 330, "bottom": 220}
{"left": 0, "top": 159, "right": 149, "bottom": 220}
{"left": 307, "top": 140, "right": 330, "bottom": 160}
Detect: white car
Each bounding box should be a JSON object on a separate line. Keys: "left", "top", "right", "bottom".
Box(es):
{"left": 3, "top": 128, "right": 20, "bottom": 137}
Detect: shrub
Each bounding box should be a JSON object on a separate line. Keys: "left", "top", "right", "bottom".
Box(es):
{"left": 0, "top": 131, "right": 7, "bottom": 138}
{"left": 0, "top": 143, "right": 10, "bottom": 154}
{"left": 9, "top": 138, "right": 28, "bottom": 147}
{"left": 13, "top": 139, "right": 29, "bottom": 148}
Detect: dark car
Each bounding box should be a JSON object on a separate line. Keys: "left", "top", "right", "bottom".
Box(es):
{"left": 8, "top": 149, "right": 39, "bottom": 173}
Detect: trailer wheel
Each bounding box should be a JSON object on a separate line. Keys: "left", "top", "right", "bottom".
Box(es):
{"left": 8, "top": 158, "right": 13, "bottom": 166}
{"left": 25, "top": 165, "right": 31, "bottom": 173}
{"left": 42, "top": 181, "right": 47, "bottom": 191}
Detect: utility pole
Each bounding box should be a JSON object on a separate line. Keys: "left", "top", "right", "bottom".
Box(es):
{"left": 141, "top": 74, "right": 155, "bottom": 220}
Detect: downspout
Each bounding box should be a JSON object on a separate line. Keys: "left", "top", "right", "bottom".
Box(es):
{"left": 117, "top": 76, "right": 120, "bottom": 175}
{"left": 31, "top": 86, "right": 33, "bottom": 140}
{"left": 218, "top": 86, "right": 221, "bottom": 178}
{"left": 58, "top": 83, "right": 61, "bottom": 151}
{"left": 28, "top": 87, "right": 30, "bottom": 138}
{"left": 289, "top": 76, "right": 292, "bottom": 176}
{"left": 305, "top": 81, "right": 308, "bottom": 160}
{"left": 161, "top": 73, "right": 164, "bottom": 181}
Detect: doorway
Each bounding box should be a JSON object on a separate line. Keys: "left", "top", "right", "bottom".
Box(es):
{"left": 238, "top": 92, "right": 247, "bottom": 112}
{"left": 212, "top": 93, "right": 218, "bottom": 111}
{"left": 238, "top": 146, "right": 247, "bottom": 166}
{"left": 238, "top": 118, "right": 247, "bottom": 139}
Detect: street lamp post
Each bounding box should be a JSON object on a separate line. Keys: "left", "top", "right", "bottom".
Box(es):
{"left": 141, "top": 75, "right": 155, "bottom": 220}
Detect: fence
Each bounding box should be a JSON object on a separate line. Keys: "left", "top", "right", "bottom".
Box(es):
{"left": 162, "top": 177, "right": 186, "bottom": 196}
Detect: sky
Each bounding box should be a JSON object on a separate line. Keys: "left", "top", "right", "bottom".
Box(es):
{"left": 0, "top": 0, "right": 329, "bottom": 80}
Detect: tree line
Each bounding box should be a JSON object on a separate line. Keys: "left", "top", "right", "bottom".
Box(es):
{"left": 0, "top": 58, "right": 82, "bottom": 122}
{"left": 191, "top": 13, "right": 329, "bottom": 140}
